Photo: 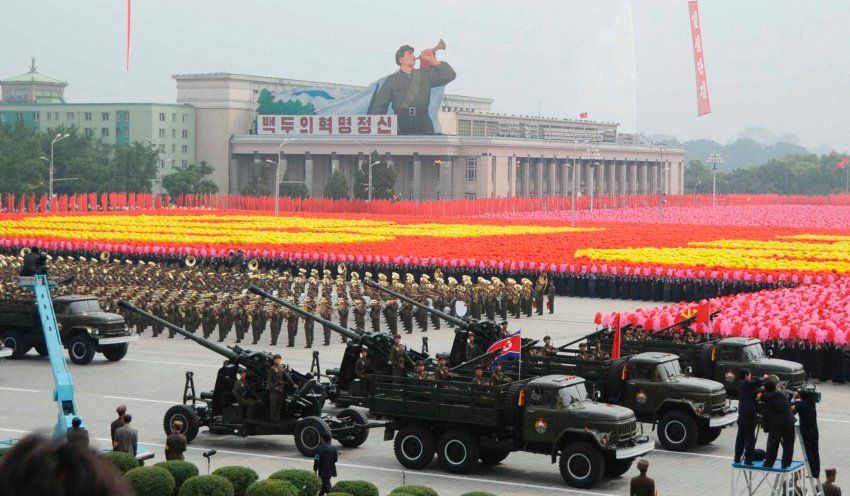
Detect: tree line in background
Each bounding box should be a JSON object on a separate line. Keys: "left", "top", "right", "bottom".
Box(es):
{"left": 0, "top": 123, "right": 217, "bottom": 198}
{"left": 684, "top": 153, "right": 850, "bottom": 195}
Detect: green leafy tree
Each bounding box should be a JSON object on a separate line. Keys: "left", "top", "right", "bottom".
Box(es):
{"left": 162, "top": 162, "right": 219, "bottom": 198}
{"left": 256, "top": 88, "right": 316, "bottom": 115}
{"left": 323, "top": 169, "right": 350, "bottom": 199}
{"left": 353, "top": 151, "right": 396, "bottom": 200}
{"left": 109, "top": 141, "right": 160, "bottom": 192}
{"left": 280, "top": 182, "right": 309, "bottom": 198}
{"left": 0, "top": 122, "right": 47, "bottom": 195}
{"left": 241, "top": 161, "right": 274, "bottom": 197}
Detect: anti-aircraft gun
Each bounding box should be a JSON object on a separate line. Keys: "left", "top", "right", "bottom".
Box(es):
{"left": 119, "top": 300, "right": 379, "bottom": 457}
{"left": 249, "top": 285, "right": 427, "bottom": 407}
{"left": 364, "top": 279, "right": 534, "bottom": 367}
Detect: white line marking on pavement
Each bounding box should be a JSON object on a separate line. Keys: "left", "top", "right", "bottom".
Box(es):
{"left": 820, "top": 417, "right": 850, "bottom": 424}
{"left": 0, "top": 387, "right": 40, "bottom": 393}
{"left": 123, "top": 358, "right": 219, "bottom": 368}
{"left": 650, "top": 450, "right": 731, "bottom": 460}
{"left": 103, "top": 395, "right": 176, "bottom": 405}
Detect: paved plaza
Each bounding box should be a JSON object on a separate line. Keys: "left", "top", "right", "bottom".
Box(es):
{"left": 1, "top": 295, "right": 848, "bottom": 496}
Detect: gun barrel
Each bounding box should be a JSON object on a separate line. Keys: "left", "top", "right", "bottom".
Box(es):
{"left": 558, "top": 326, "right": 627, "bottom": 351}
{"left": 118, "top": 300, "right": 238, "bottom": 361}
{"left": 364, "top": 279, "right": 466, "bottom": 327}
{"left": 248, "top": 286, "right": 361, "bottom": 342}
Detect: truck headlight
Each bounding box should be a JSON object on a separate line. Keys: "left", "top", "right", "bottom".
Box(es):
{"left": 596, "top": 432, "right": 610, "bottom": 446}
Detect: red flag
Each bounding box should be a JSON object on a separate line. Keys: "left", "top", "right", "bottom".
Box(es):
{"left": 688, "top": 1, "right": 711, "bottom": 116}
{"left": 594, "top": 312, "right": 603, "bottom": 325}
{"left": 837, "top": 156, "right": 849, "bottom": 169}
{"left": 611, "top": 313, "right": 622, "bottom": 359}
{"left": 579, "top": 112, "right": 588, "bottom": 119}
{"left": 696, "top": 301, "right": 711, "bottom": 324}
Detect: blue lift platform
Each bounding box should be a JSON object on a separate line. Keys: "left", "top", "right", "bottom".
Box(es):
{"left": 731, "top": 424, "right": 824, "bottom": 496}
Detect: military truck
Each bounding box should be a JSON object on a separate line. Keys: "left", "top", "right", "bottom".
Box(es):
{"left": 370, "top": 373, "right": 652, "bottom": 489}
{"left": 590, "top": 332, "right": 806, "bottom": 395}
{"left": 0, "top": 295, "right": 137, "bottom": 364}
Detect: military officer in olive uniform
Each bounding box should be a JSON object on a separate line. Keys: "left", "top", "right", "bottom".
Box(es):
{"left": 353, "top": 299, "right": 366, "bottom": 332}
{"left": 355, "top": 347, "right": 371, "bottom": 380}
{"left": 268, "top": 305, "right": 283, "bottom": 346}
{"left": 435, "top": 354, "right": 453, "bottom": 381}
{"left": 369, "top": 299, "right": 382, "bottom": 333}
{"left": 267, "top": 354, "right": 296, "bottom": 422}
{"left": 337, "top": 298, "right": 350, "bottom": 343}
{"left": 542, "top": 335, "right": 556, "bottom": 357}
{"left": 286, "top": 305, "right": 299, "bottom": 347}
{"left": 250, "top": 303, "right": 267, "bottom": 345}
{"left": 547, "top": 280, "right": 556, "bottom": 314}
{"left": 303, "top": 298, "right": 316, "bottom": 348}
{"left": 491, "top": 363, "right": 512, "bottom": 385}
{"left": 318, "top": 297, "right": 333, "bottom": 346}
{"left": 232, "top": 368, "right": 257, "bottom": 422}
{"left": 400, "top": 299, "right": 414, "bottom": 334}
{"left": 415, "top": 361, "right": 432, "bottom": 382}
{"left": 390, "top": 334, "right": 408, "bottom": 377}
{"left": 471, "top": 366, "right": 488, "bottom": 385}
{"left": 384, "top": 298, "right": 399, "bottom": 335}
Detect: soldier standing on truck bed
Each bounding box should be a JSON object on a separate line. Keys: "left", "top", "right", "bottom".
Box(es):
{"left": 390, "top": 334, "right": 408, "bottom": 377}
{"left": 355, "top": 347, "right": 371, "bottom": 379}
{"left": 268, "top": 354, "right": 296, "bottom": 422}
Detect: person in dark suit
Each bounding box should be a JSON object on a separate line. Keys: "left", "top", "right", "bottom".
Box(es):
{"left": 824, "top": 468, "right": 842, "bottom": 496}
{"left": 792, "top": 388, "right": 819, "bottom": 478}
{"left": 734, "top": 369, "right": 764, "bottom": 464}
{"left": 761, "top": 379, "right": 795, "bottom": 469}
{"left": 630, "top": 459, "right": 656, "bottom": 496}
{"left": 20, "top": 247, "right": 45, "bottom": 277}
{"left": 313, "top": 432, "right": 338, "bottom": 496}
{"left": 110, "top": 405, "right": 127, "bottom": 446}
{"left": 66, "top": 417, "right": 89, "bottom": 450}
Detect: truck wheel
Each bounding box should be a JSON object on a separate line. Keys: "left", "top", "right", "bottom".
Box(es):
{"left": 658, "top": 411, "right": 698, "bottom": 451}
{"left": 67, "top": 335, "right": 96, "bottom": 365}
{"left": 35, "top": 342, "right": 48, "bottom": 356}
{"left": 294, "top": 416, "right": 331, "bottom": 457}
{"left": 163, "top": 405, "right": 201, "bottom": 442}
{"left": 500, "top": 383, "right": 524, "bottom": 424}
{"left": 697, "top": 426, "right": 723, "bottom": 445}
{"left": 437, "top": 429, "right": 480, "bottom": 474}
{"left": 603, "top": 454, "right": 633, "bottom": 478}
{"left": 336, "top": 408, "right": 369, "bottom": 448}
{"left": 393, "top": 425, "right": 435, "bottom": 469}
{"left": 102, "top": 344, "right": 129, "bottom": 362}
{"left": 559, "top": 441, "right": 605, "bottom": 489}
{"left": 479, "top": 448, "right": 510, "bottom": 465}
{"left": 2, "top": 331, "right": 31, "bottom": 358}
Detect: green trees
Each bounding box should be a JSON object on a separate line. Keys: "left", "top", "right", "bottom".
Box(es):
{"left": 324, "top": 169, "right": 350, "bottom": 199}
{"left": 162, "top": 162, "right": 219, "bottom": 198}
{"left": 353, "top": 151, "right": 396, "bottom": 200}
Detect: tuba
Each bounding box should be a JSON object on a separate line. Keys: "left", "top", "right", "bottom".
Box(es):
{"left": 185, "top": 255, "right": 197, "bottom": 267}
{"left": 20, "top": 247, "right": 31, "bottom": 257}
{"left": 100, "top": 250, "right": 111, "bottom": 262}
{"left": 247, "top": 259, "right": 259, "bottom": 272}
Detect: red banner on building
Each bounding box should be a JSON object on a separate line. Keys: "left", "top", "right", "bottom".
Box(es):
{"left": 688, "top": 1, "right": 711, "bottom": 116}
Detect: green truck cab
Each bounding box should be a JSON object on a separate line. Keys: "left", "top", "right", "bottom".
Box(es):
{"left": 592, "top": 334, "right": 806, "bottom": 396}
{"left": 370, "top": 374, "right": 653, "bottom": 489}
{"left": 0, "top": 295, "right": 137, "bottom": 364}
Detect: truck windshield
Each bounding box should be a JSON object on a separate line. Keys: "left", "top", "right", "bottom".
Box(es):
{"left": 656, "top": 361, "right": 682, "bottom": 380}
{"left": 742, "top": 344, "right": 766, "bottom": 361}
{"left": 558, "top": 383, "right": 588, "bottom": 407}
{"left": 67, "top": 300, "right": 102, "bottom": 314}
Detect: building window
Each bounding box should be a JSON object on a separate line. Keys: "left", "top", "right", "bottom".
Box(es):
{"left": 159, "top": 113, "right": 166, "bottom": 122}
{"left": 32, "top": 112, "right": 40, "bottom": 121}
{"left": 102, "top": 112, "right": 109, "bottom": 121}
{"left": 66, "top": 112, "right": 75, "bottom": 121}
{"left": 182, "top": 129, "right": 188, "bottom": 138}
{"left": 472, "top": 120, "right": 485, "bottom": 137}
{"left": 46, "top": 112, "right": 52, "bottom": 121}
{"left": 172, "top": 113, "right": 176, "bottom": 122}
{"left": 84, "top": 112, "right": 92, "bottom": 121}
{"left": 181, "top": 144, "right": 188, "bottom": 153}
{"left": 171, "top": 129, "right": 176, "bottom": 138}
{"left": 465, "top": 192, "right": 477, "bottom": 200}
{"left": 465, "top": 158, "right": 477, "bottom": 182}
{"left": 171, "top": 144, "right": 176, "bottom": 153}
{"left": 158, "top": 128, "right": 166, "bottom": 138}
{"left": 84, "top": 128, "right": 94, "bottom": 137}
{"left": 117, "top": 110, "right": 129, "bottom": 122}
{"left": 159, "top": 144, "right": 165, "bottom": 152}
{"left": 182, "top": 114, "right": 187, "bottom": 123}
{"left": 101, "top": 128, "right": 109, "bottom": 137}
{"left": 181, "top": 160, "right": 188, "bottom": 168}
{"left": 458, "top": 119, "right": 471, "bottom": 136}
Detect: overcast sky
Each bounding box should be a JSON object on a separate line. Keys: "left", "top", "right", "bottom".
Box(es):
{"left": 2, "top": 0, "right": 848, "bottom": 151}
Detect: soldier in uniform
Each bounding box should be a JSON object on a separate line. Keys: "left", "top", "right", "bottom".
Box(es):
{"left": 435, "top": 354, "right": 453, "bottom": 381}
{"left": 414, "top": 361, "right": 431, "bottom": 382}
{"left": 250, "top": 303, "right": 267, "bottom": 345}
{"left": 400, "top": 298, "right": 414, "bottom": 334}
{"left": 390, "top": 334, "right": 408, "bottom": 377}
{"left": 471, "top": 366, "right": 488, "bottom": 385}
{"left": 286, "top": 305, "right": 299, "bottom": 347}
{"left": 491, "top": 363, "right": 512, "bottom": 384}
{"left": 318, "top": 297, "right": 333, "bottom": 346}
{"left": 500, "top": 321, "right": 510, "bottom": 337}
{"left": 547, "top": 279, "right": 556, "bottom": 314}
{"left": 232, "top": 368, "right": 257, "bottom": 421}
{"left": 355, "top": 347, "right": 371, "bottom": 379}
{"left": 353, "top": 299, "right": 367, "bottom": 332}
{"left": 268, "top": 304, "right": 283, "bottom": 346}
{"left": 201, "top": 303, "right": 216, "bottom": 339}
{"left": 534, "top": 276, "right": 546, "bottom": 316}
{"left": 542, "top": 335, "right": 556, "bottom": 357}
{"left": 383, "top": 298, "right": 399, "bottom": 335}
{"left": 336, "top": 298, "right": 350, "bottom": 343}
{"left": 267, "top": 354, "right": 296, "bottom": 422}
{"left": 233, "top": 302, "right": 248, "bottom": 344}
{"left": 578, "top": 343, "right": 592, "bottom": 360}
{"left": 466, "top": 334, "right": 479, "bottom": 361}
{"left": 303, "top": 297, "right": 316, "bottom": 348}
{"left": 217, "top": 303, "right": 232, "bottom": 342}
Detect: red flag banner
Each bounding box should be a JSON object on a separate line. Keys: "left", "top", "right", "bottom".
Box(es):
{"left": 611, "top": 313, "right": 622, "bottom": 359}
{"left": 579, "top": 112, "right": 588, "bottom": 119}
{"left": 696, "top": 301, "right": 711, "bottom": 324}
{"left": 688, "top": 1, "right": 711, "bottom": 116}
{"left": 837, "top": 156, "right": 849, "bottom": 169}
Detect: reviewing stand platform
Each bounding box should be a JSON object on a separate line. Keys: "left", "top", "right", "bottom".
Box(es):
{"left": 731, "top": 425, "right": 824, "bottom": 496}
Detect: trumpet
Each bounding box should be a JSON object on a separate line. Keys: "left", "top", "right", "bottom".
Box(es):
{"left": 415, "top": 39, "right": 446, "bottom": 60}
{"left": 100, "top": 250, "right": 111, "bottom": 262}
{"left": 185, "top": 255, "right": 197, "bottom": 267}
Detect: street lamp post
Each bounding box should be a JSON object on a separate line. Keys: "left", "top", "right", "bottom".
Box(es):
{"left": 362, "top": 160, "right": 381, "bottom": 202}
{"left": 264, "top": 138, "right": 294, "bottom": 216}
{"left": 649, "top": 143, "right": 666, "bottom": 222}
{"left": 49, "top": 133, "right": 70, "bottom": 211}
{"left": 706, "top": 152, "right": 724, "bottom": 207}
{"left": 692, "top": 181, "right": 702, "bottom": 195}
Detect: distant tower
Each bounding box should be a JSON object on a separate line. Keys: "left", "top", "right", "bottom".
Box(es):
{"left": 1, "top": 58, "right": 67, "bottom": 103}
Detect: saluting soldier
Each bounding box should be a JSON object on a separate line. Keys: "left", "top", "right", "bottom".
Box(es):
{"left": 268, "top": 304, "right": 284, "bottom": 346}
{"left": 355, "top": 347, "right": 371, "bottom": 379}
{"left": 318, "top": 297, "right": 333, "bottom": 346}
{"left": 286, "top": 305, "right": 299, "bottom": 347}
{"left": 435, "top": 354, "right": 453, "bottom": 381}
{"left": 267, "top": 354, "right": 296, "bottom": 422}
{"left": 390, "top": 334, "right": 408, "bottom": 377}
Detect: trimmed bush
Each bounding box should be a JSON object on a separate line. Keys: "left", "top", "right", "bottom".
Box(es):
{"left": 459, "top": 493, "right": 496, "bottom": 496}
{"left": 245, "top": 479, "right": 299, "bottom": 496}
{"left": 325, "top": 493, "right": 352, "bottom": 496}
{"left": 391, "top": 486, "right": 438, "bottom": 496}
{"left": 179, "top": 475, "right": 235, "bottom": 496}
{"left": 212, "top": 466, "right": 260, "bottom": 496}
{"left": 269, "top": 468, "right": 321, "bottom": 496}
{"left": 126, "top": 466, "right": 176, "bottom": 496}
{"left": 329, "top": 480, "right": 378, "bottom": 496}
{"left": 104, "top": 450, "right": 139, "bottom": 474}
{"left": 155, "top": 461, "right": 199, "bottom": 495}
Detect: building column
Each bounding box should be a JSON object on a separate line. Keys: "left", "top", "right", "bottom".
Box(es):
{"left": 608, "top": 161, "right": 617, "bottom": 196}
{"left": 619, "top": 161, "right": 627, "bottom": 198}
{"left": 629, "top": 162, "right": 637, "bottom": 195}
{"left": 508, "top": 155, "right": 516, "bottom": 197}
{"left": 679, "top": 162, "right": 685, "bottom": 195}
{"left": 331, "top": 152, "right": 340, "bottom": 173}
{"left": 522, "top": 157, "right": 530, "bottom": 196}
{"left": 412, "top": 153, "right": 422, "bottom": 202}
{"left": 304, "top": 152, "right": 314, "bottom": 197}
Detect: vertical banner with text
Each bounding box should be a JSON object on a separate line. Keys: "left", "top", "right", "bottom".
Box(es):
{"left": 688, "top": 1, "right": 711, "bottom": 116}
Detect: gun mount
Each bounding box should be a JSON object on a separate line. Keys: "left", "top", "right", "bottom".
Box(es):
{"left": 118, "top": 299, "right": 380, "bottom": 456}
{"left": 249, "top": 285, "right": 427, "bottom": 407}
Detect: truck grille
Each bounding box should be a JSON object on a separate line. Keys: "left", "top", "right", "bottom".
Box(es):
{"left": 786, "top": 371, "right": 805, "bottom": 390}
{"left": 98, "top": 323, "right": 127, "bottom": 335}
{"left": 709, "top": 393, "right": 727, "bottom": 412}
{"left": 617, "top": 420, "right": 637, "bottom": 441}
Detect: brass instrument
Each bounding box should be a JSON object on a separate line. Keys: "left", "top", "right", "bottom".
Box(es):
{"left": 99, "top": 250, "right": 111, "bottom": 262}
{"left": 20, "top": 247, "right": 31, "bottom": 257}
{"left": 416, "top": 39, "right": 446, "bottom": 60}
{"left": 247, "top": 259, "right": 259, "bottom": 272}
{"left": 185, "top": 255, "right": 197, "bottom": 267}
